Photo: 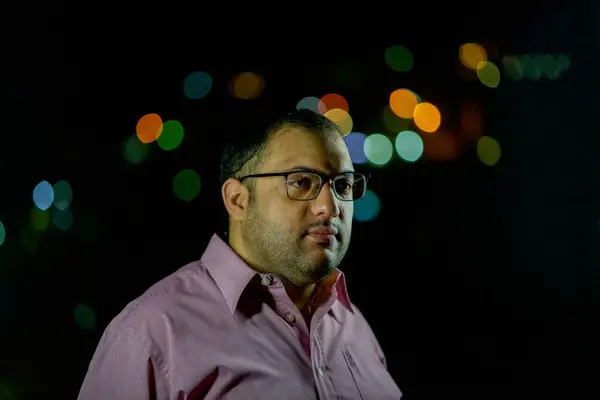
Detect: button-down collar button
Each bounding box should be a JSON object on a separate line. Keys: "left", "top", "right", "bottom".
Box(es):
{"left": 285, "top": 312, "right": 296, "bottom": 323}
{"left": 261, "top": 276, "right": 271, "bottom": 286}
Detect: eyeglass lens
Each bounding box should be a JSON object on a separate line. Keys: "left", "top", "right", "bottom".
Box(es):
{"left": 286, "top": 172, "right": 366, "bottom": 200}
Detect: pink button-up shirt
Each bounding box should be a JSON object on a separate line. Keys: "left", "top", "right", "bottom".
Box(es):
{"left": 78, "top": 233, "right": 401, "bottom": 399}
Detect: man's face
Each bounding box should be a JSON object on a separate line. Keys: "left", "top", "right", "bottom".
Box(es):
{"left": 241, "top": 127, "right": 354, "bottom": 286}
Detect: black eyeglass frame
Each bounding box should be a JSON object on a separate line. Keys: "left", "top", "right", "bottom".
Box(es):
{"left": 237, "top": 170, "right": 370, "bottom": 201}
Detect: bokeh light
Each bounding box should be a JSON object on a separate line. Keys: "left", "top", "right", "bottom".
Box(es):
{"left": 52, "top": 208, "right": 74, "bottom": 231}
{"left": 30, "top": 207, "right": 50, "bottom": 231}
{"left": 53, "top": 180, "right": 73, "bottom": 210}
{"left": 502, "top": 54, "right": 571, "bottom": 81}
{"left": 382, "top": 105, "right": 411, "bottom": 133}
{"left": 173, "top": 169, "right": 201, "bottom": 202}
{"left": 0, "top": 378, "right": 15, "bottom": 399}
{"left": 413, "top": 102, "right": 441, "bottom": 133}
{"left": 421, "top": 131, "right": 461, "bottom": 161}
{"left": 20, "top": 226, "right": 41, "bottom": 254}
{"left": 344, "top": 132, "right": 368, "bottom": 164}
{"left": 395, "top": 130, "right": 424, "bottom": 162}
{"left": 502, "top": 56, "right": 524, "bottom": 80}
{"left": 364, "top": 134, "right": 394, "bottom": 165}
{"left": 136, "top": 113, "right": 163, "bottom": 144}
{"left": 460, "top": 101, "right": 483, "bottom": 142}
{"left": 183, "top": 71, "right": 212, "bottom": 100}
{"left": 324, "top": 108, "right": 353, "bottom": 136}
{"left": 385, "top": 45, "right": 413, "bottom": 72}
{"left": 33, "top": 181, "right": 54, "bottom": 211}
{"left": 459, "top": 43, "right": 488, "bottom": 70}
{"left": 0, "top": 220, "right": 5, "bottom": 246}
{"left": 123, "top": 134, "right": 150, "bottom": 164}
{"left": 296, "top": 96, "right": 325, "bottom": 114}
{"left": 477, "top": 136, "right": 501, "bottom": 166}
{"left": 354, "top": 189, "right": 381, "bottom": 222}
{"left": 157, "top": 120, "right": 184, "bottom": 151}
{"left": 319, "top": 93, "right": 349, "bottom": 114}
{"left": 389, "top": 89, "right": 420, "bottom": 119}
{"left": 74, "top": 303, "right": 96, "bottom": 331}
{"left": 477, "top": 61, "right": 501, "bottom": 88}
{"left": 230, "top": 72, "right": 265, "bottom": 100}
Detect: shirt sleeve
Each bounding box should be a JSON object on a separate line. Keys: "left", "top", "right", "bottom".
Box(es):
{"left": 78, "top": 328, "right": 168, "bottom": 400}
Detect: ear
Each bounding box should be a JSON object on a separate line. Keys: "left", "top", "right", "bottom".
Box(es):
{"left": 221, "top": 178, "right": 249, "bottom": 221}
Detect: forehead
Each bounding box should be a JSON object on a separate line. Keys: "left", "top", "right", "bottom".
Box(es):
{"left": 263, "top": 127, "right": 353, "bottom": 173}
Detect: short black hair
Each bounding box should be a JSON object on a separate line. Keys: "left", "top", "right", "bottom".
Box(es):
{"left": 218, "top": 109, "right": 342, "bottom": 186}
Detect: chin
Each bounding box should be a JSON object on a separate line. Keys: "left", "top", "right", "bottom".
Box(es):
{"left": 310, "top": 264, "right": 336, "bottom": 282}
{"left": 307, "top": 252, "right": 336, "bottom": 273}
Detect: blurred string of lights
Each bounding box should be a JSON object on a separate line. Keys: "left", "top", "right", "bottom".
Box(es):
{"left": 0, "top": 42, "right": 571, "bottom": 333}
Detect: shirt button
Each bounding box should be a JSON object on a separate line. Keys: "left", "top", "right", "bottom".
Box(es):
{"left": 285, "top": 312, "right": 296, "bottom": 323}
{"left": 316, "top": 366, "right": 324, "bottom": 377}
{"left": 261, "top": 276, "right": 271, "bottom": 286}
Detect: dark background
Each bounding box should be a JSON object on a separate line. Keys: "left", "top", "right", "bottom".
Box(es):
{"left": 1, "top": 1, "right": 599, "bottom": 399}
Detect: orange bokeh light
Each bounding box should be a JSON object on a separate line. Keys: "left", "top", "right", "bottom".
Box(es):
{"left": 230, "top": 72, "right": 265, "bottom": 100}
{"left": 389, "top": 89, "right": 419, "bottom": 119}
{"left": 413, "top": 102, "right": 441, "bottom": 133}
{"left": 136, "top": 113, "right": 163, "bottom": 144}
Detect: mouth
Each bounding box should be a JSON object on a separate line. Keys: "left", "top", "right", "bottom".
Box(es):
{"left": 307, "top": 232, "right": 336, "bottom": 245}
{"left": 305, "top": 227, "right": 340, "bottom": 247}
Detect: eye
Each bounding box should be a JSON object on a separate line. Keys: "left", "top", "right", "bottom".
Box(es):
{"left": 289, "top": 176, "right": 313, "bottom": 189}
{"left": 335, "top": 179, "right": 353, "bottom": 193}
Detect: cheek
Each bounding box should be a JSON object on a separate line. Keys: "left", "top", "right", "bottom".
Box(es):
{"left": 264, "top": 196, "right": 308, "bottom": 227}
{"left": 259, "top": 187, "right": 296, "bottom": 219}
{"left": 340, "top": 203, "right": 353, "bottom": 221}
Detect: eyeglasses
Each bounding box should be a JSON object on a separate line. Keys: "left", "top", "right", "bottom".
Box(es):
{"left": 237, "top": 170, "right": 369, "bottom": 201}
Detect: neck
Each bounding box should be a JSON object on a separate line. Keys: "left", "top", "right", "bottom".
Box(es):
{"left": 281, "top": 279, "right": 316, "bottom": 313}
{"left": 227, "top": 229, "right": 316, "bottom": 313}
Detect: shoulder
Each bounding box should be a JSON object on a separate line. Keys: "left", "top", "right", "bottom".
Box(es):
{"left": 102, "top": 260, "right": 227, "bottom": 349}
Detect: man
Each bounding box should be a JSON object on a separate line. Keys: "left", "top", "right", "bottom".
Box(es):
{"left": 78, "top": 109, "right": 402, "bottom": 399}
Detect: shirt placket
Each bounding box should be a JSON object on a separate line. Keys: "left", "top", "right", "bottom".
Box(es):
{"left": 309, "top": 287, "right": 338, "bottom": 399}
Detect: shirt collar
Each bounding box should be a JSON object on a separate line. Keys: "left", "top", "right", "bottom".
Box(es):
{"left": 201, "top": 233, "right": 354, "bottom": 315}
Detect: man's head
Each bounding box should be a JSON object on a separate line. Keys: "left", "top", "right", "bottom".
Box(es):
{"left": 220, "top": 109, "right": 366, "bottom": 286}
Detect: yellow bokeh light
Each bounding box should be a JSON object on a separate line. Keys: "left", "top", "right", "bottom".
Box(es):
{"left": 459, "top": 43, "right": 488, "bottom": 70}
{"left": 477, "top": 136, "right": 501, "bottom": 166}
{"left": 476, "top": 61, "right": 501, "bottom": 88}
{"left": 230, "top": 72, "right": 265, "bottom": 100}
{"left": 413, "top": 102, "right": 441, "bottom": 133}
{"left": 324, "top": 108, "right": 353, "bottom": 136}
{"left": 389, "top": 89, "right": 419, "bottom": 119}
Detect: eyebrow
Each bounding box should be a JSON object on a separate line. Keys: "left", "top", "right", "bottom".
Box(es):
{"left": 285, "top": 165, "right": 355, "bottom": 175}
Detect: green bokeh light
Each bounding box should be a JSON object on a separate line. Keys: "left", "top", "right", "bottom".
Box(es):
{"left": 385, "top": 45, "right": 414, "bottom": 72}
{"left": 157, "top": 120, "right": 184, "bottom": 151}
{"left": 123, "top": 134, "right": 150, "bottom": 163}
{"left": 74, "top": 303, "right": 96, "bottom": 331}
{"left": 53, "top": 180, "right": 73, "bottom": 210}
{"left": 173, "top": 169, "right": 201, "bottom": 202}
{"left": 364, "top": 134, "right": 394, "bottom": 165}
{"left": 0, "top": 220, "right": 5, "bottom": 246}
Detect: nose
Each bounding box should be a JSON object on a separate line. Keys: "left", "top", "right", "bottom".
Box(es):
{"left": 310, "top": 182, "right": 340, "bottom": 220}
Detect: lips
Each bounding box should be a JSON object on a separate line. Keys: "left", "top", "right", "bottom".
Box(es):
{"left": 308, "top": 227, "right": 338, "bottom": 236}
{"left": 306, "top": 227, "right": 338, "bottom": 245}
